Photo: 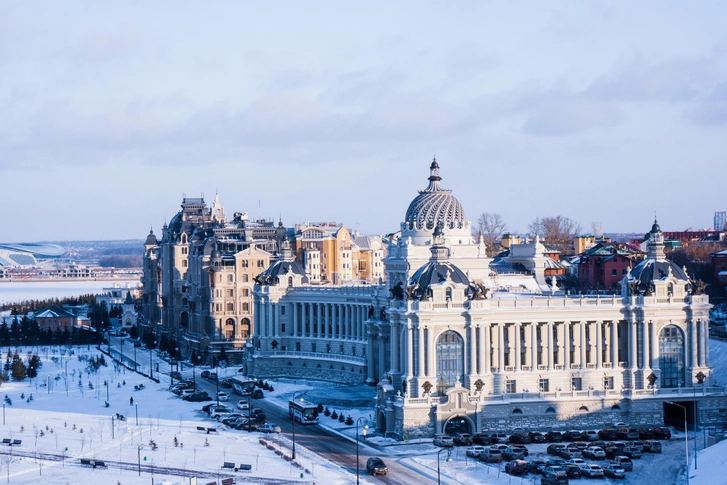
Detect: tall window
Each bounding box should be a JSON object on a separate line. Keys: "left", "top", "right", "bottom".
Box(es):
{"left": 436, "top": 330, "right": 464, "bottom": 395}
{"left": 659, "top": 325, "right": 685, "bottom": 388}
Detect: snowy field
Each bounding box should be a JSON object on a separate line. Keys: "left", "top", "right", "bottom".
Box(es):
{"left": 1, "top": 339, "right": 727, "bottom": 484}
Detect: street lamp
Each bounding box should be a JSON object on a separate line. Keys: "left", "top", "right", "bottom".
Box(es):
{"left": 135, "top": 402, "right": 139, "bottom": 426}
{"left": 111, "top": 414, "right": 115, "bottom": 440}
{"left": 149, "top": 340, "right": 157, "bottom": 379}
{"left": 291, "top": 391, "right": 304, "bottom": 460}
{"left": 438, "top": 447, "right": 453, "bottom": 484}
{"left": 133, "top": 344, "right": 137, "bottom": 373}
{"left": 137, "top": 444, "right": 144, "bottom": 476}
{"left": 356, "top": 417, "right": 368, "bottom": 485}
{"left": 666, "top": 401, "right": 689, "bottom": 485}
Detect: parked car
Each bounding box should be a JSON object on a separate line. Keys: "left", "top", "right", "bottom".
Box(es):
{"left": 603, "top": 464, "right": 626, "bottom": 479}
{"left": 510, "top": 432, "right": 531, "bottom": 444}
{"left": 209, "top": 405, "right": 233, "bottom": 418}
{"left": 478, "top": 448, "right": 503, "bottom": 463}
{"left": 563, "top": 464, "right": 582, "bottom": 479}
{"left": 527, "top": 458, "right": 549, "bottom": 474}
{"left": 185, "top": 392, "right": 211, "bottom": 402}
{"left": 466, "top": 445, "right": 487, "bottom": 458}
{"left": 638, "top": 428, "right": 654, "bottom": 440}
{"left": 581, "top": 430, "right": 599, "bottom": 441}
{"left": 511, "top": 445, "right": 529, "bottom": 457}
{"left": 170, "top": 371, "right": 182, "bottom": 380}
{"left": 473, "top": 433, "right": 492, "bottom": 445}
{"left": 258, "top": 423, "right": 282, "bottom": 434}
{"left": 453, "top": 433, "right": 473, "bottom": 446}
{"left": 540, "top": 469, "right": 568, "bottom": 485}
{"left": 547, "top": 444, "right": 567, "bottom": 456}
{"left": 565, "top": 458, "right": 586, "bottom": 469}
{"left": 563, "top": 430, "right": 582, "bottom": 441}
{"left": 623, "top": 446, "right": 642, "bottom": 459}
{"left": 598, "top": 428, "right": 618, "bottom": 440}
{"left": 580, "top": 464, "right": 604, "bottom": 478}
{"left": 217, "top": 391, "right": 230, "bottom": 402}
{"left": 611, "top": 456, "right": 633, "bottom": 472}
{"left": 209, "top": 372, "right": 218, "bottom": 381}
{"left": 502, "top": 446, "right": 525, "bottom": 461}
{"left": 237, "top": 400, "right": 251, "bottom": 411}
{"left": 583, "top": 446, "right": 606, "bottom": 460}
{"left": 652, "top": 427, "right": 671, "bottom": 440}
{"left": 642, "top": 440, "right": 662, "bottom": 453}
{"left": 221, "top": 414, "right": 244, "bottom": 426}
{"left": 616, "top": 428, "right": 640, "bottom": 440}
{"left": 250, "top": 408, "right": 266, "bottom": 420}
{"left": 201, "top": 370, "right": 210, "bottom": 379}
{"left": 251, "top": 389, "right": 264, "bottom": 399}
{"left": 492, "top": 433, "right": 509, "bottom": 444}
{"left": 220, "top": 378, "right": 233, "bottom": 389}
{"left": 530, "top": 432, "right": 547, "bottom": 443}
{"left": 560, "top": 446, "right": 582, "bottom": 460}
{"left": 179, "top": 389, "right": 196, "bottom": 398}
{"left": 366, "top": 457, "right": 388, "bottom": 476}
{"left": 545, "top": 431, "right": 563, "bottom": 442}
{"left": 433, "top": 435, "right": 454, "bottom": 447}
{"left": 505, "top": 460, "right": 529, "bottom": 476}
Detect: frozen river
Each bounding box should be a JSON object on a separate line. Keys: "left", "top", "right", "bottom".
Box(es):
{"left": 0, "top": 279, "right": 139, "bottom": 304}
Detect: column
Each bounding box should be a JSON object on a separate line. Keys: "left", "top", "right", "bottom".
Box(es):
{"left": 596, "top": 321, "right": 603, "bottom": 370}
{"left": 699, "top": 320, "right": 707, "bottom": 368}
{"left": 610, "top": 321, "right": 618, "bottom": 367}
{"left": 531, "top": 323, "right": 537, "bottom": 370}
{"left": 564, "top": 322, "right": 571, "bottom": 369}
{"left": 629, "top": 319, "right": 638, "bottom": 370}
{"left": 378, "top": 334, "right": 386, "bottom": 379}
{"left": 291, "top": 303, "right": 298, "bottom": 336}
{"left": 642, "top": 321, "right": 650, "bottom": 370}
{"left": 274, "top": 303, "right": 280, "bottom": 338}
{"left": 690, "top": 320, "right": 698, "bottom": 368}
{"left": 703, "top": 320, "right": 710, "bottom": 367}
{"left": 391, "top": 321, "right": 399, "bottom": 373}
{"left": 547, "top": 321, "right": 554, "bottom": 370}
{"left": 556, "top": 323, "right": 564, "bottom": 368}
{"left": 483, "top": 324, "right": 491, "bottom": 374}
{"left": 418, "top": 325, "right": 425, "bottom": 377}
{"left": 406, "top": 324, "right": 414, "bottom": 378}
{"left": 476, "top": 325, "right": 485, "bottom": 375}
{"left": 579, "top": 322, "right": 586, "bottom": 370}
{"left": 514, "top": 323, "right": 521, "bottom": 371}
{"left": 497, "top": 323, "right": 504, "bottom": 372}
{"left": 523, "top": 323, "right": 532, "bottom": 370}
{"left": 650, "top": 320, "right": 659, "bottom": 369}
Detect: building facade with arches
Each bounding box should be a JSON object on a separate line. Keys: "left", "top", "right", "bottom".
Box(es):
{"left": 250, "top": 161, "right": 724, "bottom": 437}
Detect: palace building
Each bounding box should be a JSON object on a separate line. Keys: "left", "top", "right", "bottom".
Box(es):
{"left": 250, "top": 160, "right": 724, "bottom": 437}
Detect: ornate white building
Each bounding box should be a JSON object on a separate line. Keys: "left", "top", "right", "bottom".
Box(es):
{"left": 251, "top": 160, "right": 725, "bottom": 437}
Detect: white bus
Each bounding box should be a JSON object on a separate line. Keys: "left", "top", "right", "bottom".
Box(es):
{"left": 289, "top": 399, "right": 319, "bottom": 425}
{"left": 229, "top": 376, "right": 255, "bottom": 396}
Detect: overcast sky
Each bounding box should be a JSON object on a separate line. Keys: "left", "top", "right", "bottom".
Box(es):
{"left": 2, "top": 2, "right": 727, "bottom": 243}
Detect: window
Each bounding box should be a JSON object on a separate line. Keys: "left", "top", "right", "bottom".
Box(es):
{"left": 538, "top": 378, "right": 549, "bottom": 392}
{"left": 242, "top": 303, "right": 249, "bottom": 312}
{"left": 226, "top": 303, "right": 234, "bottom": 312}
{"left": 604, "top": 376, "right": 614, "bottom": 390}
{"left": 228, "top": 274, "right": 234, "bottom": 282}
{"left": 506, "top": 380, "right": 517, "bottom": 393}
{"left": 242, "top": 260, "right": 249, "bottom": 268}
{"left": 659, "top": 325, "right": 685, "bottom": 388}
{"left": 311, "top": 343, "right": 316, "bottom": 353}
{"left": 280, "top": 306, "right": 286, "bottom": 315}
{"left": 182, "top": 260, "right": 187, "bottom": 267}
{"left": 227, "top": 289, "right": 234, "bottom": 297}
{"left": 181, "top": 247, "right": 188, "bottom": 255}
{"left": 241, "top": 274, "right": 248, "bottom": 282}
{"left": 257, "top": 260, "right": 265, "bottom": 268}
{"left": 571, "top": 377, "right": 582, "bottom": 391}
{"left": 436, "top": 330, "right": 465, "bottom": 395}
{"left": 295, "top": 342, "right": 301, "bottom": 351}
{"left": 241, "top": 289, "right": 249, "bottom": 297}
{"left": 622, "top": 268, "right": 628, "bottom": 275}
{"left": 611, "top": 269, "right": 617, "bottom": 276}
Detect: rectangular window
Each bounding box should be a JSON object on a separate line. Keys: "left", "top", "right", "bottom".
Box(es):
{"left": 257, "top": 260, "right": 265, "bottom": 268}
{"left": 311, "top": 343, "right": 316, "bottom": 353}
{"left": 538, "top": 378, "right": 550, "bottom": 392}
{"left": 604, "top": 376, "right": 614, "bottom": 390}
{"left": 506, "top": 380, "right": 517, "bottom": 393}
{"left": 281, "top": 306, "right": 286, "bottom": 315}
{"left": 611, "top": 269, "right": 617, "bottom": 276}
{"left": 295, "top": 342, "right": 301, "bottom": 351}
{"left": 571, "top": 377, "right": 582, "bottom": 391}
{"left": 227, "top": 289, "right": 234, "bottom": 297}
{"left": 622, "top": 268, "right": 628, "bottom": 275}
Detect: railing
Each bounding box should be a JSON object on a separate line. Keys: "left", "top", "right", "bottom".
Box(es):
{"left": 260, "top": 350, "right": 365, "bottom": 364}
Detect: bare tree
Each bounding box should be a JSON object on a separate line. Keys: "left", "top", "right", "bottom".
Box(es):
{"left": 474, "top": 212, "right": 508, "bottom": 256}
{"left": 528, "top": 216, "right": 582, "bottom": 254}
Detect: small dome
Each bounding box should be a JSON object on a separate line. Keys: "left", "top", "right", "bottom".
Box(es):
{"left": 404, "top": 159, "right": 466, "bottom": 231}
{"left": 651, "top": 219, "right": 661, "bottom": 234}
{"left": 145, "top": 230, "right": 158, "bottom": 246}
{"left": 210, "top": 246, "right": 221, "bottom": 259}
{"left": 255, "top": 259, "right": 308, "bottom": 285}
{"left": 631, "top": 259, "right": 688, "bottom": 284}
{"left": 409, "top": 261, "right": 470, "bottom": 289}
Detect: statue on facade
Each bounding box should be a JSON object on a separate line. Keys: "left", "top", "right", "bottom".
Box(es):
{"left": 474, "top": 379, "right": 485, "bottom": 392}
{"left": 390, "top": 281, "right": 405, "bottom": 300}
{"left": 368, "top": 305, "right": 375, "bottom": 319}
{"left": 422, "top": 381, "right": 433, "bottom": 394}
{"left": 647, "top": 372, "right": 657, "bottom": 387}
{"left": 690, "top": 279, "right": 707, "bottom": 295}
{"left": 379, "top": 306, "right": 387, "bottom": 321}
{"left": 467, "top": 282, "right": 489, "bottom": 300}
{"left": 696, "top": 371, "right": 706, "bottom": 384}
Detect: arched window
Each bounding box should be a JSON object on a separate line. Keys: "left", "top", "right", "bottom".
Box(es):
{"left": 241, "top": 289, "right": 249, "bottom": 297}
{"left": 288, "top": 277, "right": 293, "bottom": 287}
{"left": 446, "top": 288, "right": 452, "bottom": 301}
{"left": 241, "top": 274, "right": 248, "bottom": 282}
{"left": 436, "top": 330, "right": 464, "bottom": 394}
{"left": 659, "top": 325, "right": 685, "bottom": 388}
{"left": 611, "top": 404, "right": 621, "bottom": 410}
{"left": 512, "top": 408, "right": 523, "bottom": 415}
{"left": 228, "top": 274, "right": 234, "bottom": 282}
{"left": 545, "top": 407, "right": 556, "bottom": 414}
{"left": 579, "top": 405, "right": 589, "bottom": 412}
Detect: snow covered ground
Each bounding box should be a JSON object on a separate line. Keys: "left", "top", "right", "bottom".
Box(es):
{"left": 2, "top": 338, "right": 727, "bottom": 484}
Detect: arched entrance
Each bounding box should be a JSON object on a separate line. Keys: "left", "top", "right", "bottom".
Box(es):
{"left": 444, "top": 415, "right": 472, "bottom": 435}
{"left": 436, "top": 330, "right": 464, "bottom": 395}
{"left": 180, "top": 312, "right": 189, "bottom": 329}
{"left": 225, "top": 318, "right": 235, "bottom": 339}
{"left": 659, "top": 325, "right": 685, "bottom": 388}
{"left": 377, "top": 410, "right": 386, "bottom": 433}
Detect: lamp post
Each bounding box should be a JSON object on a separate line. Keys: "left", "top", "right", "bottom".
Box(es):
{"left": 356, "top": 417, "right": 368, "bottom": 485}
{"left": 120, "top": 338, "right": 124, "bottom": 366}
{"left": 291, "top": 391, "right": 304, "bottom": 460}
{"left": 133, "top": 344, "right": 137, "bottom": 373}
{"left": 149, "top": 340, "right": 157, "bottom": 379}
{"left": 104, "top": 380, "right": 109, "bottom": 403}
{"left": 667, "top": 401, "right": 689, "bottom": 485}
{"left": 111, "top": 414, "right": 115, "bottom": 440}
{"left": 135, "top": 402, "right": 139, "bottom": 426}
{"left": 437, "top": 447, "right": 452, "bottom": 485}
{"left": 137, "top": 444, "right": 143, "bottom": 476}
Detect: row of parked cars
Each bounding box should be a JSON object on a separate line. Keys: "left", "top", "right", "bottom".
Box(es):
{"left": 203, "top": 403, "right": 280, "bottom": 432}
{"left": 436, "top": 425, "right": 671, "bottom": 449}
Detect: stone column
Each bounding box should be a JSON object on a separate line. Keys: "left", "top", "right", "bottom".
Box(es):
{"left": 523, "top": 322, "right": 532, "bottom": 369}
{"left": 579, "top": 322, "right": 586, "bottom": 370}
{"left": 531, "top": 323, "right": 538, "bottom": 369}
{"left": 610, "top": 321, "right": 618, "bottom": 367}
{"left": 378, "top": 334, "right": 386, "bottom": 379}
{"left": 556, "top": 323, "right": 564, "bottom": 368}
{"left": 406, "top": 324, "right": 414, "bottom": 378}
{"left": 497, "top": 323, "right": 504, "bottom": 372}
{"left": 547, "top": 322, "right": 554, "bottom": 370}
{"left": 391, "top": 321, "right": 399, "bottom": 373}
{"left": 596, "top": 321, "right": 603, "bottom": 370}
{"left": 469, "top": 324, "right": 477, "bottom": 377}
{"left": 564, "top": 322, "right": 571, "bottom": 369}
{"left": 291, "top": 302, "right": 297, "bottom": 336}
{"left": 629, "top": 319, "right": 638, "bottom": 370}
{"left": 699, "top": 320, "right": 707, "bottom": 368}
{"left": 418, "top": 325, "right": 425, "bottom": 377}
{"left": 704, "top": 320, "right": 710, "bottom": 367}
{"left": 642, "top": 321, "right": 650, "bottom": 370}
{"left": 514, "top": 323, "right": 521, "bottom": 371}
{"left": 650, "top": 320, "right": 659, "bottom": 369}
{"left": 274, "top": 303, "right": 280, "bottom": 338}
{"left": 690, "top": 320, "right": 698, "bottom": 368}
{"left": 483, "top": 324, "right": 491, "bottom": 374}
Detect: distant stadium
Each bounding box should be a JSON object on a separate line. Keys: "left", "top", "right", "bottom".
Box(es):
{"left": 0, "top": 243, "right": 66, "bottom": 268}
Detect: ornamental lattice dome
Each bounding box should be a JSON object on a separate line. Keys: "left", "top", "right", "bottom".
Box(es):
{"left": 404, "top": 160, "right": 466, "bottom": 231}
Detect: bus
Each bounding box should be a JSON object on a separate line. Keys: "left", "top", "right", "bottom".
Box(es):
{"left": 230, "top": 376, "right": 255, "bottom": 396}
{"left": 289, "top": 398, "right": 319, "bottom": 425}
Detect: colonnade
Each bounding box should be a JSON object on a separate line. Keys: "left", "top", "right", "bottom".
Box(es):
{"left": 254, "top": 300, "right": 371, "bottom": 341}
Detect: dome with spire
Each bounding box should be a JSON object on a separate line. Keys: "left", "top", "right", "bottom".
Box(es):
{"left": 404, "top": 159, "right": 466, "bottom": 232}
{"left": 144, "top": 229, "right": 158, "bottom": 247}
{"left": 630, "top": 218, "right": 688, "bottom": 285}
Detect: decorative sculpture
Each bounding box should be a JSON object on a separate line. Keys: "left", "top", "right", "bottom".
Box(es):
{"left": 390, "top": 281, "right": 405, "bottom": 300}
{"left": 474, "top": 379, "right": 485, "bottom": 392}
{"left": 696, "top": 371, "right": 706, "bottom": 384}
{"left": 379, "top": 306, "right": 387, "bottom": 321}
{"left": 647, "top": 372, "right": 657, "bottom": 387}
{"left": 422, "top": 381, "right": 433, "bottom": 394}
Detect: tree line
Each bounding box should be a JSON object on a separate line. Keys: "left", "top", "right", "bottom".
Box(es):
{"left": 474, "top": 212, "right": 582, "bottom": 256}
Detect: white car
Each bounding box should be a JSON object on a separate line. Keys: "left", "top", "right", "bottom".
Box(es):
{"left": 237, "top": 400, "right": 251, "bottom": 410}
{"left": 466, "top": 445, "right": 487, "bottom": 458}
{"left": 217, "top": 391, "right": 230, "bottom": 402}
{"left": 433, "top": 435, "right": 454, "bottom": 447}
{"left": 179, "top": 388, "right": 196, "bottom": 398}
{"left": 258, "top": 423, "right": 282, "bottom": 434}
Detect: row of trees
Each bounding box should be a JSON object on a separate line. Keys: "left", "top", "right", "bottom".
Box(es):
{"left": 1, "top": 294, "right": 98, "bottom": 314}
{"left": 1, "top": 350, "right": 42, "bottom": 383}
{"left": 0, "top": 317, "right": 101, "bottom": 347}
{"left": 475, "top": 212, "right": 582, "bottom": 255}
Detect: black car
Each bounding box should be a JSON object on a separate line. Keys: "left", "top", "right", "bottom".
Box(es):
{"left": 170, "top": 371, "right": 182, "bottom": 380}
{"left": 598, "top": 428, "right": 618, "bottom": 440}
{"left": 250, "top": 408, "right": 266, "bottom": 420}
{"left": 527, "top": 459, "right": 548, "bottom": 474}
{"left": 185, "top": 392, "right": 211, "bottom": 402}
{"left": 201, "top": 370, "right": 211, "bottom": 379}
{"left": 529, "top": 432, "right": 547, "bottom": 443}
{"left": 366, "top": 457, "right": 388, "bottom": 476}
{"left": 545, "top": 431, "right": 563, "bottom": 442}
{"left": 251, "top": 389, "right": 264, "bottom": 399}
{"left": 510, "top": 433, "right": 531, "bottom": 444}
{"left": 473, "top": 433, "right": 492, "bottom": 445}
{"left": 652, "top": 427, "right": 671, "bottom": 440}
{"left": 563, "top": 464, "right": 582, "bottom": 479}
{"left": 453, "top": 433, "right": 473, "bottom": 446}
